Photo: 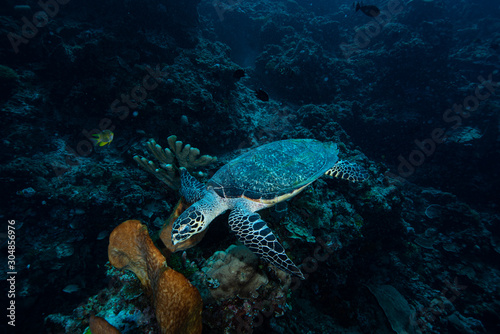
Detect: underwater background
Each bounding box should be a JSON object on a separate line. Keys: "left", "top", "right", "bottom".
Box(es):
{"left": 1, "top": 0, "right": 499, "bottom": 333}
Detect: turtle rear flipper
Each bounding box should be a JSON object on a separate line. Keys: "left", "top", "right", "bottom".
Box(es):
{"left": 180, "top": 167, "right": 206, "bottom": 202}
{"left": 325, "top": 160, "right": 368, "bottom": 182}
{"left": 229, "top": 202, "right": 305, "bottom": 279}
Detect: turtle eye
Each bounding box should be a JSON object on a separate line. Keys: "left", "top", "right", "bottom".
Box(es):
{"left": 179, "top": 224, "right": 191, "bottom": 234}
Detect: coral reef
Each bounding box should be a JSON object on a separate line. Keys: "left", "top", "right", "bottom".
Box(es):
{"left": 1, "top": 0, "right": 499, "bottom": 333}
{"left": 45, "top": 265, "right": 158, "bottom": 333}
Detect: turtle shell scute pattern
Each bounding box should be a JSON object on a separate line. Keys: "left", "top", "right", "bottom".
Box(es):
{"left": 208, "top": 139, "right": 339, "bottom": 200}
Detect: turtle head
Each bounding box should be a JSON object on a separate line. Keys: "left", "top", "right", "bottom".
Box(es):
{"left": 171, "top": 206, "right": 207, "bottom": 245}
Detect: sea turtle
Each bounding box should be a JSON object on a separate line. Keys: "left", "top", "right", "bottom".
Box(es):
{"left": 172, "top": 139, "right": 368, "bottom": 279}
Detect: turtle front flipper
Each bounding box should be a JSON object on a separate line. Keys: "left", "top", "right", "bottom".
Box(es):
{"left": 229, "top": 203, "right": 305, "bottom": 279}
{"left": 180, "top": 167, "right": 206, "bottom": 202}
{"left": 326, "top": 160, "right": 368, "bottom": 182}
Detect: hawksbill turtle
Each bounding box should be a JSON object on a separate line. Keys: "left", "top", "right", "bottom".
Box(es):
{"left": 172, "top": 139, "right": 368, "bottom": 279}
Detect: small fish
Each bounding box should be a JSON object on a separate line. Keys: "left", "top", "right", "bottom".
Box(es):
{"left": 233, "top": 69, "right": 245, "bottom": 80}
{"left": 206, "top": 276, "right": 220, "bottom": 289}
{"left": 92, "top": 129, "right": 114, "bottom": 146}
{"left": 278, "top": 66, "right": 295, "bottom": 76}
{"left": 63, "top": 284, "right": 80, "bottom": 293}
{"left": 255, "top": 89, "right": 269, "bottom": 102}
{"left": 96, "top": 230, "right": 108, "bottom": 240}
{"left": 354, "top": 2, "right": 380, "bottom": 17}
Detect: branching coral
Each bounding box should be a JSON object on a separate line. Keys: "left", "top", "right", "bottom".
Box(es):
{"left": 108, "top": 220, "right": 203, "bottom": 334}
{"left": 133, "top": 135, "right": 216, "bottom": 190}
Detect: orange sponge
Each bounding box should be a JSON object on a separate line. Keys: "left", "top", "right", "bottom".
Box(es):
{"left": 89, "top": 315, "right": 121, "bottom": 334}
{"left": 109, "top": 220, "right": 202, "bottom": 334}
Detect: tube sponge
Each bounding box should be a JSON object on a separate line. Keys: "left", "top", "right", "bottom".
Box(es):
{"left": 89, "top": 315, "right": 121, "bottom": 334}
{"left": 108, "top": 220, "right": 202, "bottom": 334}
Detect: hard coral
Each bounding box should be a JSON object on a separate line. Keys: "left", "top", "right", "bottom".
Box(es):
{"left": 199, "top": 246, "right": 292, "bottom": 333}
{"left": 134, "top": 135, "right": 216, "bottom": 190}
{"left": 203, "top": 245, "right": 269, "bottom": 301}
{"left": 108, "top": 220, "right": 202, "bottom": 334}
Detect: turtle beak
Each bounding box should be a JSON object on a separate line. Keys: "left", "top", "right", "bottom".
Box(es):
{"left": 172, "top": 232, "right": 185, "bottom": 245}
{"left": 172, "top": 224, "right": 191, "bottom": 245}
{"left": 172, "top": 230, "right": 184, "bottom": 245}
